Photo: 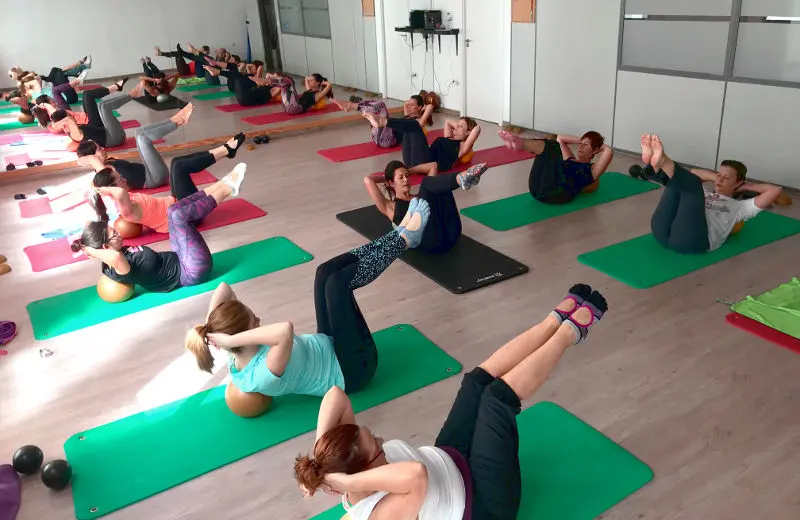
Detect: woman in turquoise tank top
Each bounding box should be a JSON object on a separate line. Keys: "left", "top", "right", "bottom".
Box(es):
{"left": 184, "top": 198, "right": 433, "bottom": 416}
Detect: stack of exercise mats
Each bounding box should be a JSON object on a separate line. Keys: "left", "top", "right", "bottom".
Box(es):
{"left": 726, "top": 278, "right": 800, "bottom": 355}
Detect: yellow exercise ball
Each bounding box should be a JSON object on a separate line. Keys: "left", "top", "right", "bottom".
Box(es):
{"left": 97, "top": 275, "right": 134, "bottom": 303}
{"left": 313, "top": 97, "right": 327, "bottom": 110}
{"left": 18, "top": 112, "right": 34, "bottom": 124}
{"left": 459, "top": 150, "right": 475, "bottom": 164}
{"left": 422, "top": 126, "right": 429, "bottom": 137}
{"left": 225, "top": 382, "right": 273, "bottom": 418}
{"left": 114, "top": 218, "right": 143, "bottom": 239}
{"left": 582, "top": 179, "right": 600, "bottom": 194}
{"left": 731, "top": 221, "right": 744, "bottom": 235}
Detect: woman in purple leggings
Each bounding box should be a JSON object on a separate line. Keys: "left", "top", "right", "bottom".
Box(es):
{"left": 333, "top": 95, "right": 435, "bottom": 148}
{"left": 267, "top": 73, "right": 333, "bottom": 115}
{"left": 70, "top": 164, "right": 246, "bottom": 294}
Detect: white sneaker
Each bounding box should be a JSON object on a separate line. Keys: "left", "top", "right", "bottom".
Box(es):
{"left": 83, "top": 55, "right": 92, "bottom": 69}
{"left": 76, "top": 69, "right": 89, "bottom": 85}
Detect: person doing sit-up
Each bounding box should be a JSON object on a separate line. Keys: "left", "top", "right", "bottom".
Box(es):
{"left": 267, "top": 73, "right": 333, "bottom": 115}
{"left": 364, "top": 159, "right": 487, "bottom": 254}
{"left": 498, "top": 129, "right": 614, "bottom": 204}
{"left": 138, "top": 57, "right": 179, "bottom": 100}
{"left": 72, "top": 164, "right": 246, "bottom": 293}
{"left": 333, "top": 95, "right": 435, "bottom": 149}
{"left": 294, "top": 283, "right": 608, "bottom": 520}
{"left": 633, "top": 134, "right": 783, "bottom": 254}
{"left": 185, "top": 198, "right": 432, "bottom": 400}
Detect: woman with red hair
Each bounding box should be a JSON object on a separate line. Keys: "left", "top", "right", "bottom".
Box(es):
{"left": 294, "top": 284, "right": 609, "bottom": 520}
{"left": 499, "top": 130, "right": 614, "bottom": 204}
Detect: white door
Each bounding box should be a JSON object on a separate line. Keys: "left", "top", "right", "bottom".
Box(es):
{"left": 465, "top": 0, "right": 505, "bottom": 123}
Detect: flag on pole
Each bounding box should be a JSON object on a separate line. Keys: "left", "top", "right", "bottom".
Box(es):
{"left": 246, "top": 20, "right": 252, "bottom": 62}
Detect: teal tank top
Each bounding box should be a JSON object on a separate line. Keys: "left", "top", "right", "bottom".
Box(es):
{"left": 228, "top": 333, "right": 345, "bottom": 397}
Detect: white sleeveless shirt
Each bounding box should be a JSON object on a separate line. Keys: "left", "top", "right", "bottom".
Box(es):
{"left": 342, "top": 439, "right": 465, "bottom": 520}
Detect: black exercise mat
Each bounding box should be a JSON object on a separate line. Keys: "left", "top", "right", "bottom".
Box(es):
{"left": 337, "top": 205, "right": 530, "bottom": 294}
{"left": 132, "top": 95, "right": 188, "bottom": 111}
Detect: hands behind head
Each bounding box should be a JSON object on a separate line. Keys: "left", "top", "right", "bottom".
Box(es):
{"left": 206, "top": 332, "right": 233, "bottom": 349}
{"left": 300, "top": 478, "right": 345, "bottom": 499}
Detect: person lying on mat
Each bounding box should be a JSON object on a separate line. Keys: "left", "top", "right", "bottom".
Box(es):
{"left": 498, "top": 129, "right": 614, "bottom": 204}
{"left": 177, "top": 43, "right": 224, "bottom": 84}
{"left": 23, "top": 67, "right": 91, "bottom": 112}
{"left": 633, "top": 134, "right": 783, "bottom": 254}
{"left": 154, "top": 45, "right": 191, "bottom": 75}
{"left": 49, "top": 79, "right": 132, "bottom": 151}
{"left": 267, "top": 73, "right": 334, "bottom": 115}
{"left": 138, "top": 57, "right": 179, "bottom": 100}
{"left": 185, "top": 198, "right": 432, "bottom": 401}
{"left": 16, "top": 55, "right": 91, "bottom": 103}
{"left": 295, "top": 284, "right": 609, "bottom": 520}
{"left": 333, "top": 95, "right": 435, "bottom": 149}
{"left": 204, "top": 56, "right": 267, "bottom": 98}
{"left": 76, "top": 103, "right": 198, "bottom": 190}
{"left": 72, "top": 163, "right": 246, "bottom": 293}
{"left": 367, "top": 115, "right": 481, "bottom": 177}
{"left": 90, "top": 132, "right": 246, "bottom": 233}
{"left": 364, "top": 160, "right": 487, "bottom": 254}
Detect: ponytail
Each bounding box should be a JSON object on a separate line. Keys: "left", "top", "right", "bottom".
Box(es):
{"left": 185, "top": 324, "right": 215, "bottom": 372}
{"left": 294, "top": 455, "right": 326, "bottom": 497}
{"left": 185, "top": 300, "right": 253, "bottom": 373}
{"left": 88, "top": 189, "right": 110, "bottom": 223}
{"left": 293, "top": 424, "right": 369, "bottom": 496}
{"left": 72, "top": 190, "right": 113, "bottom": 254}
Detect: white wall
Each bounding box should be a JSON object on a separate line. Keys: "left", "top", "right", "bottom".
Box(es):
{"left": 282, "top": 34, "right": 310, "bottom": 76}
{"left": 509, "top": 22, "right": 535, "bottom": 128}
{"left": 246, "top": 0, "right": 266, "bottom": 62}
{"left": 614, "top": 71, "right": 725, "bottom": 168}
{"left": 380, "top": 0, "right": 464, "bottom": 110}
{"left": 329, "top": 0, "right": 379, "bottom": 91}
{"left": 305, "top": 38, "right": 336, "bottom": 82}
{"left": 719, "top": 83, "right": 800, "bottom": 189}
{"left": 363, "top": 17, "right": 380, "bottom": 93}
{"left": 534, "top": 0, "right": 621, "bottom": 138}
{"left": 0, "top": 0, "right": 253, "bottom": 88}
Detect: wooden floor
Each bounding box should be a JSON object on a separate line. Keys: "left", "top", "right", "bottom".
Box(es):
{"left": 1, "top": 92, "right": 799, "bottom": 520}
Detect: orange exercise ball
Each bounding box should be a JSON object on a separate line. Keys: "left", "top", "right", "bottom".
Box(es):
{"left": 97, "top": 275, "right": 134, "bottom": 303}
{"left": 459, "top": 150, "right": 475, "bottom": 164}
{"left": 114, "top": 218, "right": 143, "bottom": 239}
{"left": 225, "top": 382, "right": 273, "bottom": 418}
{"left": 731, "top": 221, "right": 744, "bottom": 235}
{"left": 582, "top": 180, "right": 600, "bottom": 194}
{"left": 313, "top": 97, "right": 327, "bottom": 110}
{"left": 18, "top": 112, "right": 34, "bottom": 124}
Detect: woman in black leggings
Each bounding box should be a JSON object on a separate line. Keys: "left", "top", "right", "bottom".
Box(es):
{"left": 294, "top": 285, "right": 608, "bottom": 520}
{"left": 204, "top": 57, "right": 271, "bottom": 104}
{"left": 154, "top": 45, "right": 191, "bottom": 75}
{"left": 183, "top": 200, "right": 432, "bottom": 411}
{"left": 50, "top": 79, "right": 131, "bottom": 149}
{"left": 633, "top": 134, "right": 782, "bottom": 254}
{"left": 138, "top": 57, "right": 179, "bottom": 99}
{"left": 366, "top": 115, "right": 481, "bottom": 176}
{"left": 363, "top": 159, "right": 487, "bottom": 253}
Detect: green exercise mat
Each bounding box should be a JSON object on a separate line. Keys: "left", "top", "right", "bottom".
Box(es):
{"left": 193, "top": 90, "right": 236, "bottom": 100}
{"left": 312, "top": 401, "right": 653, "bottom": 520}
{"left": 177, "top": 77, "right": 206, "bottom": 86}
{"left": 27, "top": 237, "right": 310, "bottom": 340}
{"left": 731, "top": 277, "right": 800, "bottom": 339}
{"left": 460, "top": 173, "right": 660, "bottom": 231}
{"left": 178, "top": 83, "right": 223, "bottom": 92}
{"left": 578, "top": 211, "right": 800, "bottom": 289}
{"left": 0, "top": 118, "right": 37, "bottom": 131}
{"left": 64, "top": 324, "right": 461, "bottom": 520}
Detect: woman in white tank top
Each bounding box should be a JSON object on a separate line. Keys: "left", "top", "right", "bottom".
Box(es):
{"left": 294, "top": 283, "right": 610, "bottom": 520}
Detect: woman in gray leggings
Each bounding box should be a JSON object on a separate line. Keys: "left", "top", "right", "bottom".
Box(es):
{"left": 50, "top": 79, "right": 131, "bottom": 148}
{"left": 76, "top": 103, "right": 195, "bottom": 190}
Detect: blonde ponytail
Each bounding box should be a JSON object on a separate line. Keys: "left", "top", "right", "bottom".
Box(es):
{"left": 185, "top": 324, "right": 215, "bottom": 373}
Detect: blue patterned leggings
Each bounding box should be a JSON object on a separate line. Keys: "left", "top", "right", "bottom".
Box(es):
{"left": 168, "top": 191, "right": 217, "bottom": 286}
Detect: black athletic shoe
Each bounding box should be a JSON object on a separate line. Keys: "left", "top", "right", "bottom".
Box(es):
{"left": 349, "top": 95, "right": 363, "bottom": 103}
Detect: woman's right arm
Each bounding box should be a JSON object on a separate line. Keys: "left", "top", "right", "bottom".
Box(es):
{"left": 96, "top": 187, "right": 138, "bottom": 220}
{"left": 206, "top": 282, "right": 236, "bottom": 320}
{"left": 315, "top": 386, "right": 356, "bottom": 441}
{"left": 84, "top": 246, "right": 130, "bottom": 274}
{"left": 325, "top": 464, "right": 428, "bottom": 520}
{"left": 417, "top": 104, "right": 434, "bottom": 127}
{"left": 556, "top": 134, "right": 580, "bottom": 160}
{"left": 363, "top": 176, "right": 392, "bottom": 219}
{"left": 689, "top": 167, "right": 721, "bottom": 183}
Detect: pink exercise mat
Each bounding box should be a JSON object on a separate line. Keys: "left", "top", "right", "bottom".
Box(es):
{"left": 242, "top": 104, "right": 340, "bottom": 126}
{"left": 367, "top": 145, "right": 533, "bottom": 187}
{"left": 18, "top": 170, "right": 218, "bottom": 218}
{"left": 317, "top": 129, "right": 445, "bottom": 163}
{"left": 24, "top": 199, "right": 267, "bottom": 272}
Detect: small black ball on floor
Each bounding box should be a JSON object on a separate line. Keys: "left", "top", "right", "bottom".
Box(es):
{"left": 41, "top": 459, "right": 72, "bottom": 490}
{"left": 6, "top": 163, "right": 15, "bottom": 171}
{"left": 254, "top": 135, "right": 271, "bottom": 145}
{"left": 12, "top": 445, "right": 44, "bottom": 475}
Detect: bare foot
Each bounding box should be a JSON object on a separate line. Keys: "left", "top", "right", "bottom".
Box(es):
{"left": 363, "top": 112, "right": 379, "bottom": 128}
{"left": 650, "top": 135, "right": 664, "bottom": 170}
{"left": 497, "top": 130, "right": 523, "bottom": 151}
{"left": 640, "top": 134, "right": 653, "bottom": 165}
{"left": 155, "top": 46, "right": 162, "bottom": 56}
{"left": 171, "top": 103, "right": 194, "bottom": 126}
{"left": 129, "top": 82, "right": 144, "bottom": 98}
{"left": 332, "top": 99, "right": 355, "bottom": 112}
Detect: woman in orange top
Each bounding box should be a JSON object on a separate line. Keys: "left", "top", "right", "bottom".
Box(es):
{"left": 95, "top": 133, "right": 246, "bottom": 233}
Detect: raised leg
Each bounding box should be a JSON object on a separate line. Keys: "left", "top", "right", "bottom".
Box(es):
{"left": 168, "top": 191, "right": 217, "bottom": 287}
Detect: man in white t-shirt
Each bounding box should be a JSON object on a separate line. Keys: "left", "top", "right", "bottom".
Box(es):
{"left": 634, "top": 134, "right": 784, "bottom": 253}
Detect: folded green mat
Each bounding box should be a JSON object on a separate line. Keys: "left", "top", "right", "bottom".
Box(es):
{"left": 176, "top": 77, "right": 206, "bottom": 86}
{"left": 193, "top": 90, "right": 236, "bottom": 100}
{"left": 27, "top": 237, "right": 309, "bottom": 340}
{"left": 460, "top": 173, "right": 660, "bottom": 231}
{"left": 178, "top": 83, "right": 224, "bottom": 92}
{"left": 578, "top": 211, "right": 800, "bottom": 289}
{"left": 312, "top": 401, "right": 653, "bottom": 520}
{"left": 64, "top": 324, "right": 461, "bottom": 520}
{"left": 731, "top": 277, "right": 800, "bottom": 339}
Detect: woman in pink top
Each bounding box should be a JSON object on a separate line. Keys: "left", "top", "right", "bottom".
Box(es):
{"left": 295, "top": 284, "right": 609, "bottom": 520}
{"left": 96, "top": 132, "right": 246, "bottom": 233}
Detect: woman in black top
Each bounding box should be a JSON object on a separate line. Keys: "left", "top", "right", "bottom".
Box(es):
{"left": 71, "top": 164, "right": 246, "bottom": 294}
{"left": 50, "top": 79, "right": 131, "bottom": 148}
{"left": 268, "top": 73, "right": 333, "bottom": 115}
{"left": 366, "top": 115, "right": 481, "bottom": 177}
{"left": 363, "top": 160, "right": 488, "bottom": 253}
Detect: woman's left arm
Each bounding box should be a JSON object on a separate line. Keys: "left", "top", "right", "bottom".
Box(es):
{"left": 460, "top": 124, "right": 482, "bottom": 157}
{"left": 556, "top": 134, "right": 580, "bottom": 160}
{"left": 591, "top": 145, "right": 614, "bottom": 178}
{"left": 84, "top": 246, "right": 130, "bottom": 274}
{"left": 417, "top": 104, "right": 434, "bottom": 127}
{"left": 741, "top": 181, "right": 783, "bottom": 210}
{"left": 326, "top": 462, "right": 427, "bottom": 496}
{"left": 215, "top": 322, "right": 295, "bottom": 376}
{"left": 314, "top": 81, "right": 333, "bottom": 102}
{"left": 443, "top": 119, "right": 455, "bottom": 138}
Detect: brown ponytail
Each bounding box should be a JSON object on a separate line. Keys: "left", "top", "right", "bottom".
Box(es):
{"left": 72, "top": 190, "right": 113, "bottom": 254}
{"left": 294, "top": 424, "right": 370, "bottom": 496}
{"left": 185, "top": 300, "right": 253, "bottom": 373}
